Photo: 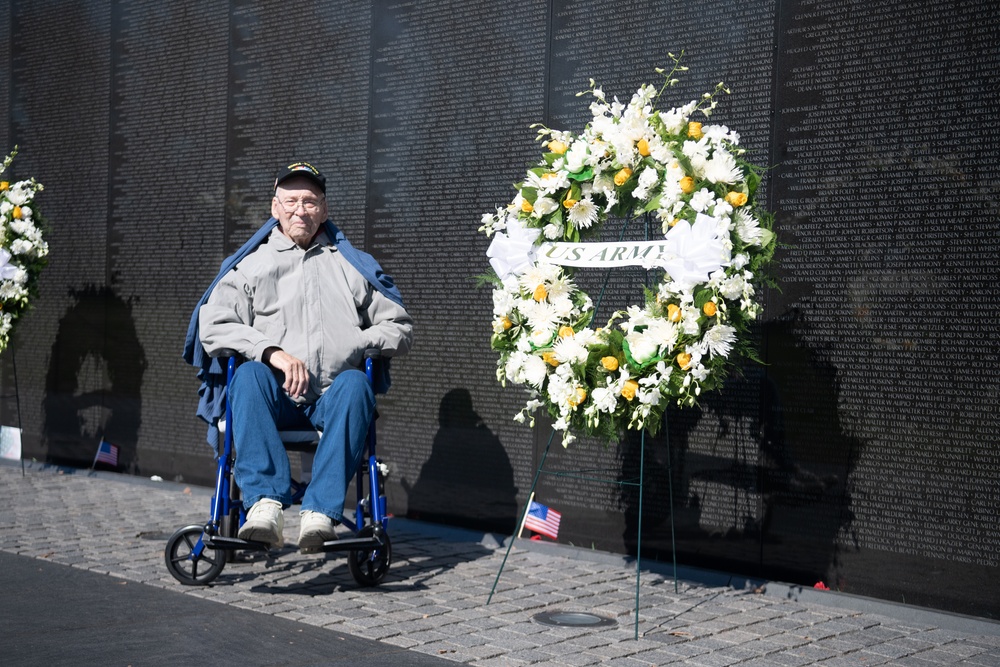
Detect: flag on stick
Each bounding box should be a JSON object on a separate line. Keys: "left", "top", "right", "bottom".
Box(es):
{"left": 523, "top": 499, "right": 561, "bottom": 540}
{"left": 92, "top": 439, "right": 119, "bottom": 469}
{"left": 0, "top": 425, "right": 21, "bottom": 462}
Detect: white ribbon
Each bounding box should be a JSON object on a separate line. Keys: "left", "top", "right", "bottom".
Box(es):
{"left": 659, "top": 213, "right": 731, "bottom": 289}
{"left": 486, "top": 218, "right": 541, "bottom": 279}
{"left": 0, "top": 248, "right": 19, "bottom": 281}
{"left": 487, "top": 213, "right": 731, "bottom": 289}
{"left": 535, "top": 240, "right": 669, "bottom": 268}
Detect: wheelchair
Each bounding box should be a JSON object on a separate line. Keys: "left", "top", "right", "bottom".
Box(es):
{"left": 164, "top": 350, "right": 391, "bottom": 587}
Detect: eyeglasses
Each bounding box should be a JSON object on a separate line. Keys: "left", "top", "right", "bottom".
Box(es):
{"left": 277, "top": 197, "right": 324, "bottom": 214}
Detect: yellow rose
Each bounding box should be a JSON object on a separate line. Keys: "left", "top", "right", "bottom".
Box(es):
{"left": 669, "top": 218, "right": 681, "bottom": 228}
{"left": 562, "top": 197, "right": 577, "bottom": 209}
{"left": 12, "top": 206, "right": 22, "bottom": 220}
{"left": 0, "top": 181, "right": 8, "bottom": 191}
{"left": 533, "top": 284, "right": 548, "bottom": 302}
{"left": 666, "top": 304, "right": 682, "bottom": 322}
{"left": 725, "top": 191, "right": 748, "bottom": 207}
{"left": 600, "top": 356, "right": 619, "bottom": 371}
{"left": 679, "top": 176, "right": 695, "bottom": 194}
{"left": 702, "top": 302, "right": 717, "bottom": 317}
{"left": 568, "top": 387, "right": 587, "bottom": 407}
{"left": 547, "top": 140, "right": 568, "bottom": 154}
{"left": 688, "top": 121, "right": 703, "bottom": 139}
{"left": 501, "top": 316, "right": 513, "bottom": 330}
{"left": 558, "top": 325, "right": 575, "bottom": 338}
{"left": 542, "top": 351, "right": 560, "bottom": 367}
{"left": 521, "top": 198, "right": 534, "bottom": 213}
{"left": 636, "top": 138, "right": 650, "bottom": 156}
{"left": 676, "top": 352, "right": 692, "bottom": 369}
{"left": 614, "top": 167, "right": 633, "bottom": 187}
{"left": 621, "top": 379, "right": 639, "bottom": 401}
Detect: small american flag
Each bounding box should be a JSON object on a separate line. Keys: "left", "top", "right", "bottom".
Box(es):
{"left": 524, "top": 500, "right": 561, "bottom": 540}
{"left": 93, "top": 440, "right": 119, "bottom": 467}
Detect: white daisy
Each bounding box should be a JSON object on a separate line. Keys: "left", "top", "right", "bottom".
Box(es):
{"left": 567, "top": 197, "right": 599, "bottom": 229}
{"left": 703, "top": 324, "right": 738, "bottom": 358}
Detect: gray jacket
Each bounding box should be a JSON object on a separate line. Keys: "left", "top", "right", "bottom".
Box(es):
{"left": 199, "top": 227, "right": 413, "bottom": 404}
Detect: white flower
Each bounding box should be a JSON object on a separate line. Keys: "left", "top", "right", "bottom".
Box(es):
{"left": 9, "top": 239, "right": 33, "bottom": 255}
{"left": 592, "top": 172, "right": 615, "bottom": 195}
{"left": 734, "top": 210, "right": 765, "bottom": 245}
{"left": 493, "top": 288, "right": 516, "bottom": 316}
{"left": 522, "top": 355, "right": 549, "bottom": 388}
{"left": 567, "top": 197, "right": 599, "bottom": 229}
{"left": 4, "top": 186, "right": 29, "bottom": 206}
{"left": 603, "top": 190, "right": 618, "bottom": 213}
{"left": 702, "top": 149, "right": 743, "bottom": 184}
{"left": 549, "top": 294, "right": 576, "bottom": 318}
{"left": 573, "top": 328, "right": 599, "bottom": 347}
{"left": 682, "top": 139, "right": 710, "bottom": 175}
{"left": 532, "top": 196, "right": 559, "bottom": 217}
{"left": 553, "top": 335, "right": 589, "bottom": 365}
{"left": 689, "top": 188, "right": 716, "bottom": 213}
{"left": 703, "top": 324, "right": 738, "bottom": 358}
{"left": 564, "top": 141, "right": 590, "bottom": 173}
{"left": 681, "top": 305, "right": 701, "bottom": 335}
{"left": 703, "top": 124, "right": 740, "bottom": 144}
{"left": 718, "top": 274, "right": 746, "bottom": 300}
{"left": 691, "top": 363, "right": 710, "bottom": 382}
{"left": 626, "top": 331, "right": 660, "bottom": 365}
{"left": 9, "top": 220, "right": 33, "bottom": 236}
{"left": 591, "top": 385, "right": 619, "bottom": 413}
{"left": 632, "top": 166, "right": 660, "bottom": 201}
{"left": 519, "top": 263, "right": 559, "bottom": 293}
{"left": 543, "top": 223, "right": 563, "bottom": 240}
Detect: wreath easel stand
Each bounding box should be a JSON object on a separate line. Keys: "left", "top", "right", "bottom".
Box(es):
{"left": 487, "top": 213, "right": 679, "bottom": 641}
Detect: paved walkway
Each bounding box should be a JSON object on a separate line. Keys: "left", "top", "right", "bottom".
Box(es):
{"left": 2, "top": 462, "right": 999, "bottom": 666}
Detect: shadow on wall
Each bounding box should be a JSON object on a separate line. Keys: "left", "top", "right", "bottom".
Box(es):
{"left": 403, "top": 388, "right": 518, "bottom": 534}
{"left": 620, "top": 310, "right": 865, "bottom": 586}
{"left": 43, "top": 286, "right": 147, "bottom": 473}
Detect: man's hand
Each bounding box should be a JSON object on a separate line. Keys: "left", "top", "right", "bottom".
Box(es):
{"left": 262, "top": 347, "right": 309, "bottom": 399}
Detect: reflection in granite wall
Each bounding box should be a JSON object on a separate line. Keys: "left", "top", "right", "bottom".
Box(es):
{"left": 2, "top": 0, "right": 998, "bottom": 618}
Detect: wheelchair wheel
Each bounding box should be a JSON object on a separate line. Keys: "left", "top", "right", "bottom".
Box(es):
{"left": 164, "top": 525, "right": 226, "bottom": 586}
{"left": 347, "top": 525, "right": 391, "bottom": 586}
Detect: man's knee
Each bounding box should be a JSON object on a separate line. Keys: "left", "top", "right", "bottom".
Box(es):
{"left": 323, "top": 370, "right": 374, "bottom": 411}
{"left": 230, "top": 361, "right": 276, "bottom": 398}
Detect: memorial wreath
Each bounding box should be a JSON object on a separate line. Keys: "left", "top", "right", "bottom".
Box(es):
{"left": 480, "top": 55, "right": 776, "bottom": 446}
{"left": 0, "top": 146, "right": 48, "bottom": 355}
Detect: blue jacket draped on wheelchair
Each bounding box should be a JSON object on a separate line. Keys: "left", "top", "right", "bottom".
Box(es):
{"left": 164, "top": 350, "right": 391, "bottom": 586}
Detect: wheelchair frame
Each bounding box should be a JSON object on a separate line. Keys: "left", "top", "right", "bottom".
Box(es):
{"left": 165, "top": 351, "right": 391, "bottom": 586}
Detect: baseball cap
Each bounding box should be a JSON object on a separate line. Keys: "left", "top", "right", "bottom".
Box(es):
{"left": 273, "top": 161, "right": 326, "bottom": 194}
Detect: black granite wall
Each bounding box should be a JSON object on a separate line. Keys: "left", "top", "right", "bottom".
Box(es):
{"left": 2, "top": 0, "right": 998, "bottom": 618}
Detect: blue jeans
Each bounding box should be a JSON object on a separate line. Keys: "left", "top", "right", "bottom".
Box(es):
{"left": 229, "top": 361, "right": 374, "bottom": 521}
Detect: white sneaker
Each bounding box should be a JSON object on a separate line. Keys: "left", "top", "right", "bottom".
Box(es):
{"left": 299, "top": 511, "right": 338, "bottom": 553}
{"left": 238, "top": 498, "right": 284, "bottom": 548}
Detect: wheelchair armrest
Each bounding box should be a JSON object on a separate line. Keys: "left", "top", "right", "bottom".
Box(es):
{"left": 364, "top": 348, "right": 382, "bottom": 360}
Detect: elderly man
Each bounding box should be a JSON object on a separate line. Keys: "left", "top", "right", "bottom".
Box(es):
{"left": 196, "top": 162, "right": 413, "bottom": 551}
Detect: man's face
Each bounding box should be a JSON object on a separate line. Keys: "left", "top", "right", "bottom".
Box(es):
{"left": 272, "top": 176, "right": 327, "bottom": 248}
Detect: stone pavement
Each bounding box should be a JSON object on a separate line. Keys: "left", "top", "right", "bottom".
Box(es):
{"left": 2, "top": 462, "right": 999, "bottom": 666}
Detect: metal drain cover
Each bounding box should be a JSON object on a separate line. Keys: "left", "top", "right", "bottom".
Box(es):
{"left": 532, "top": 610, "right": 617, "bottom": 627}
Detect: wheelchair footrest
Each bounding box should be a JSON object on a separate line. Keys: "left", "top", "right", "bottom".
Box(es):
{"left": 317, "top": 535, "right": 385, "bottom": 552}
{"left": 206, "top": 535, "right": 272, "bottom": 552}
